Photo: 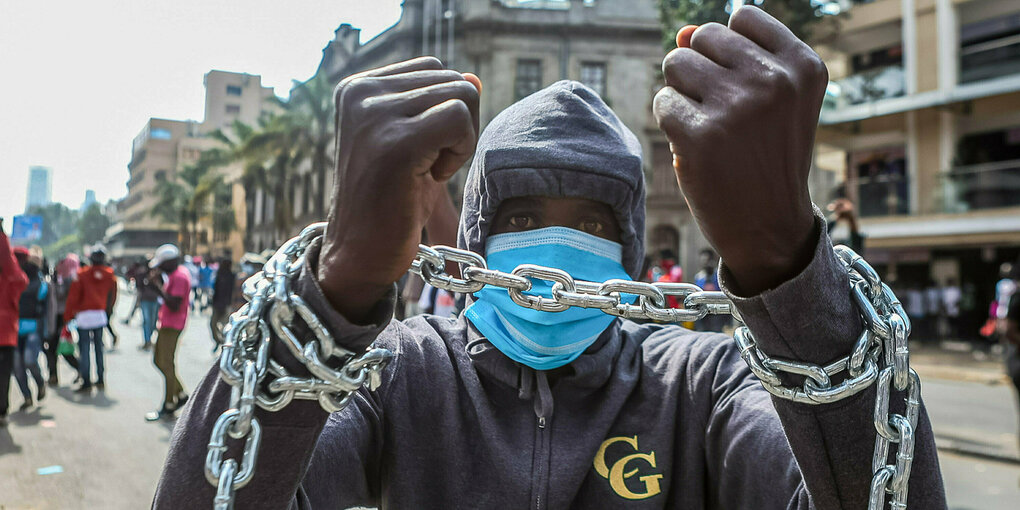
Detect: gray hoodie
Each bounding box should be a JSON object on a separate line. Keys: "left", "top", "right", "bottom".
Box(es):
{"left": 154, "top": 82, "right": 945, "bottom": 509}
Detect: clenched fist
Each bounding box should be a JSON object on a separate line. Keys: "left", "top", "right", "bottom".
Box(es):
{"left": 653, "top": 6, "right": 828, "bottom": 295}
{"left": 317, "top": 57, "right": 480, "bottom": 321}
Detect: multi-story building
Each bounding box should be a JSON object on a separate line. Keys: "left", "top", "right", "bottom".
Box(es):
{"left": 813, "top": 0, "right": 1020, "bottom": 340}
{"left": 108, "top": 71, "right": 274, "bottom": 261}
{"left": 249, "top": 0, "right": 719, "bottom": 277}
{"left": 80, "top": 189, "right": 98, "bottom": 213}
{"left": 25, "top": 165, "right": 52, "bottom": 212}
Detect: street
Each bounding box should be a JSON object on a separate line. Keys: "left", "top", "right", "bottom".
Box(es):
{"left": 0, "top": 292, "right": 1019, "bottom": 509}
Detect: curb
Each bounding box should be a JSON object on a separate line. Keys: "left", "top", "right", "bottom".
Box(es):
{"left": 934, "top": 434, "right": 1020, "bottom": 465}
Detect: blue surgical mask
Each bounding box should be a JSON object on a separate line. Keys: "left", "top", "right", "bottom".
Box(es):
{"left": 465, "top": 226, "right": 631, "bottom": 370}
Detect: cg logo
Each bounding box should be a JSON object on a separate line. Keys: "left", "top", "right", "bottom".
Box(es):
{"left": 593, "top": 435, "right": 663, "bottom": 500}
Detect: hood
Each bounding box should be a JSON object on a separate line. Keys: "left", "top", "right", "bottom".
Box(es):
{"left": 457, "top": 80, "right": 646, "bottom": 279}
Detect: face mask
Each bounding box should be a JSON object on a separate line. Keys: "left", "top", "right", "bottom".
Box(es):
{"left": 465, "top": 226, "right": 631, "bottom": 370}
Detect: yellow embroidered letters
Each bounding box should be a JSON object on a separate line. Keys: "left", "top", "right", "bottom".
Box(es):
{"left": 593, "top": 435, "right": 663, "bottom": 500}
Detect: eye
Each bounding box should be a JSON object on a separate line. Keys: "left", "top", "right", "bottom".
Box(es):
{"left": 509, "top": 215, "right": 537, "bottom": 229}
{"left": 579, "top": 220, "right": 604, "bottom": 235}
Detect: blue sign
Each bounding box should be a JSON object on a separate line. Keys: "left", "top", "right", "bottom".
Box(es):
{"left": 11, "top": 215, "right": 43, "bottom": 242}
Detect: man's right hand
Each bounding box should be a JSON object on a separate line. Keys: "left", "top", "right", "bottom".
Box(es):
{"left": 317, "top": 57, "right": 480, "bottom": 322}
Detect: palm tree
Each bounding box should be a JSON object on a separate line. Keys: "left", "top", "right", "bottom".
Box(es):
{"left": 286, "top": 72, "right": 335, "bottom": 219}
{"left": 152, "top": 150, "right": 234, "bottom": 254}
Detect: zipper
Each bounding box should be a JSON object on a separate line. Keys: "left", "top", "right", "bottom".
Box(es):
{"left": 534, "top": 413, "right": 550, "bottom": 510}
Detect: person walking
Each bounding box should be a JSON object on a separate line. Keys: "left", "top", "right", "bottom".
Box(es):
{"left": 146, "top": 244, "right": 191, "bottom": 421}
{"left": 13, "top": 246, "right": 50, "bottom": 409}
{"left": 64, "top": 245, "right": 118, "bottom": 392}
{"left": 121, "top": 261, "right": 145, "bottom": 325}
{"left": 208, "top": 257, "right": 235, "bottom": 352}
{"left": 134, "top": 258, "right": 162, "bottom": 351}
{"left": 198, "top": 258, "right": 215, "bottom": 313}
{"left": 46, "top": 254, "right": 81, "bottom": 386}
{"left": 0, "top": 219, "right": 29, "bottom": 427}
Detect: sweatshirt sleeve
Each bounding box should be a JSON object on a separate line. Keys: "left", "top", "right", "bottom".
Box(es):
{"left": 64, "top": 277, "right": 81, "bottom": 324}
{"left": 153, "top": 237, "right": 397, "bottom": 509}
{"left": 710, "top": 212, "right": 946, "bottom": 509}
{"left": 0, "top": 230, "right": 28, "bottom": 295}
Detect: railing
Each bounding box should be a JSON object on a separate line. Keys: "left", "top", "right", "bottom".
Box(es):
{"left": 853, "top": 171, "right": 910, "bottom": 217}
{"left": 961, "top": 33, "right": 1020, "bottom": 84}
{"left": 823, "top": 65, "right": 906, "bottom": 111}
{"left": 938, "top": 158, "right": 1020, "bottom": 213}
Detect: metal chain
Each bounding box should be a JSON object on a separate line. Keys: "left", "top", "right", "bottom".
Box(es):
{"left": 208, "top": 221, "right": 917, "bottom": 509}
{"left": 415, "top": 242, "right": 918, "bottom": 509}
{"left": 205, "top": 223, "right": 393, "bottom": 509}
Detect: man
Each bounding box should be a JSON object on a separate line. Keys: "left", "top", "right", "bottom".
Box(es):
{"left": 64, "top": 245, "right": 117, "bottom": 392}
{"left": 1002, "top": 264, "right": 1020, "bottom": 453}
{"left": 47, "top": 254, "right": 81, "bottom": 385}
{"left": 182, "top": 256, "right": 200, "bottom": 312}
{"left": 208, "top": 257, "right": 235, "bottom": 351}
{"left": 146, "top": 244, "right": 191, "bottom": 421}
{"left": 0, "top": 218, "right": 29, "bottom": 427}
{"left": 133, "top": 257, "right": 162, "bottom": 351}
{"left": 198, "top": 257, "right": 215, "bottom": 312}
{"left": 13, "top": 246, "right": 50, "bottom": 409}
{"left": 156, "top": 9, "right": 945, "bottom": 508}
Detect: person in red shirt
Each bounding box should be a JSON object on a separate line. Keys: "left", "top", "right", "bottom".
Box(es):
{"left": 64, "top": 245, "right": 118, "bottom": 392}
{"left": 0, "top": 218, "right": 30, "bottom": 427}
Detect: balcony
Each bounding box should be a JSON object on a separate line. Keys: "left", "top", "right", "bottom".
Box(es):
{"left": 939, "top": 158, "right": 1020, "bottom": 213}
{"left": 823, "top": 64, "right": 905, "bottom": 112}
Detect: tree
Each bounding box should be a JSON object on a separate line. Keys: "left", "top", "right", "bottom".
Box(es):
{"left": 658, "top": 0, "right": 842, "bottom": 51}
{"left": 151, "top": 149, "right": 234, "bottom": 254}
{"left": 78, "top": 203, "right": 111, "bottom": 246}
{"left": 287, "top": 72, "right": 335, "bottom": 219}
{"left": 25, "top": 203, "right": 79, "bottom": 247}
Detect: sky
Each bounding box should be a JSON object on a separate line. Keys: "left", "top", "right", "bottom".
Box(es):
{"left": 0, "top": 0, "right": 402, "bottom": 223}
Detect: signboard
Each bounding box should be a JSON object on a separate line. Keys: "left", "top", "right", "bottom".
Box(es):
{"left": 11, "top": 215, "right": 43, "bottom": 242}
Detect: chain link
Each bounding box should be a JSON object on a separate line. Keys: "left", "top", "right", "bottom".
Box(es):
{"left": 208, "top": 222, "right": 917, "bottom": 509}
{"left": 205, "top": 223, "right": 393, "bottom": 509}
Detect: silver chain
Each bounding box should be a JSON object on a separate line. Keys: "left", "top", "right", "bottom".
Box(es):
{"left": 206, "top": 223, "right": 393, "bottom": 509}
{"left": 208, "top": 222, "right": 917, "bottom": 509}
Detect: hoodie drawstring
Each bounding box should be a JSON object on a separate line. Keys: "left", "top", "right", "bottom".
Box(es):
{"left": 518, "top": 366, "right": 554, "bottom": 428}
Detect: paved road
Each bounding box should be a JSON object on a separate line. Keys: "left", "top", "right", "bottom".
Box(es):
{"left": 923, "top": 377, "right": 1020, "bottom": 460}
{"left": 1, "top": 290, "right": 1019, "bottom": 508}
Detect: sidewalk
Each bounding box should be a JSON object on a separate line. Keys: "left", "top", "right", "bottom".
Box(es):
{"left": 910, "top": 340, "right": 1020, "bottom": 465}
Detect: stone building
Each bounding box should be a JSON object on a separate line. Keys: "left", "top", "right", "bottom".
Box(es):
{"left": 250, "top": 0, "right": 720, "bottom": 277}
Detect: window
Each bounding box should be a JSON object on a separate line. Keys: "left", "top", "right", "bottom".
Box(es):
{"left": 850, "top": 146, "right": 908, "bottom": 217}
{"left": 515, "top": 59, "right": 542, "bottom": 101}
{"left": 226, "top": 85, "right": 243, "bottom": 96}
{"left": 150, "top": 128, "right": 172, "bottom": 140}
{"left": 580, "top": 62, "right": 607, "bottom": 98}
{"left": 960, "top": 13, "right": 1020, "bottom": 83}
{"left": 225, "top": 104, "right": 241, "bottom": 114}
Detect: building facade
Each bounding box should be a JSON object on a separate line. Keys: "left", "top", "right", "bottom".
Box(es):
{"left": 108, "top": 71, "right": 274, "bottom": 261}
{"left": 246, "top": 0, "right": 718, "bottom": 276}
{"left": 25, "top": 165, "right": 52, "bottom": 212}
{"left": 813, "top": 0, "right": 1020, "bottom": 341}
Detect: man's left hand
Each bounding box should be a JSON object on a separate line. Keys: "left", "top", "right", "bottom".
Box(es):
{"left": 653, "top": 6, "right": 828, "bottom": 295}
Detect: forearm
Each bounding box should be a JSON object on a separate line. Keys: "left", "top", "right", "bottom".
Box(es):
{"left": 153, "top": 365, "right": 330, "bottom": 509}
{"left": 719, "top": 214, "right": 945, "bottom": 508}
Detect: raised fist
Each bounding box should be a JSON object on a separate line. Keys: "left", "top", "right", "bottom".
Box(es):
{"left": 653, "top": 6, "right": 828, "bottom": 294}
{"left": 317, "top": 57, "right": 480, "bottom": 320}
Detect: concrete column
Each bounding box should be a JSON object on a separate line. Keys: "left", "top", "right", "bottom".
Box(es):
{"left": 906, "top": 110, "right": 920, "bottom": 214}
{"left": 938, "top": 109, "right": 957, "bottom": 211}
{"left": 901, "top": 0, "right": 918, "bottom": 95}
{"left": 936, "top": 0, "right": 959, "bottom": 91}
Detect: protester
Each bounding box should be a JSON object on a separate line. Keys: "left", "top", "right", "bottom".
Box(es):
{"left": 208, "top": 257, "right": 235, "bottom": 351}
{"left": 0, "top": 219, "right": 29, "bottom": 427}
{"left": 1002, "top": 266, "right": 1020, "bottom": 454}
{"left": 46, "top": 254, "right": 81, "bottom": 386}
{"left": 121, "top": 261, "right": 146, "bottom": 325}
{"left": 182, "top": 256, "right": 200, "bottom": 312}
{"left": 825, "top": 197, "right": 864, "bottom": 253}
{"left": 942, "top": 277, "right": 962, "bottom": 340}
{"left": 923, "top": 279, "right": 942, "bottom": 343}
{"left": 198, "top": 258, "right": 215, "bottom": 313}
{"left": 146, "top": 243, "right": 191, "bottom": 421}
{"left": 64, "top": 245, "right": 118, "bottom": 392}
{"left": 155, "top": 12, "right": 944, "bottom": 507}
{"left": 13, "top": 246, "right": 50, "bottom": 409}
{"left": 132, "top": 257, "right": 161, "bottom": 351}
{"left": 693, "top": 248, "right": 729, "bottom": 332}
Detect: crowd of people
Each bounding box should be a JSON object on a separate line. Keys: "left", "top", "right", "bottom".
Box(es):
{"left": 0, "top": 216, "right": 241, "bottom": 427}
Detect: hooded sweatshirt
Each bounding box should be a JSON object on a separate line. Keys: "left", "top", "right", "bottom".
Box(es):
{"left": 0, "top": 230, "right": 29, "bottom": 348}
{"left": 154, "top": 82, "right": 945, "bottom": 509}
